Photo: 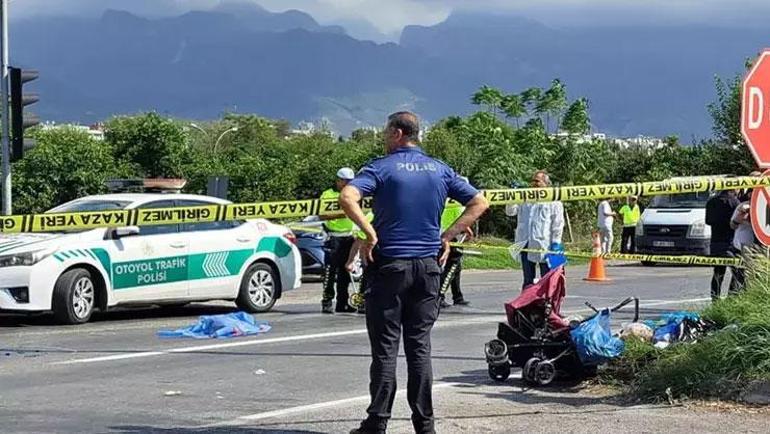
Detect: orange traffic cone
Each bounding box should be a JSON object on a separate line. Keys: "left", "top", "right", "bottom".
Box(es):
{"left": 584, "top": 231, "right": 610, "bottom": 282}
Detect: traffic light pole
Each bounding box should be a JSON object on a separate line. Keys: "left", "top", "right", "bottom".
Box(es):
{"left": 0, "top": 0, "right": 10, "bottom": 215}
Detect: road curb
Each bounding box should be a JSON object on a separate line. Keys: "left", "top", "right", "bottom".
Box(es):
{"left": 741, "top": 380, "right": 770, "bottom": 405}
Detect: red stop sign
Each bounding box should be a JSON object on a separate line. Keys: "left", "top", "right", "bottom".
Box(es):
{"left": 743, "top": 50, "right": 770, "bottom": 168}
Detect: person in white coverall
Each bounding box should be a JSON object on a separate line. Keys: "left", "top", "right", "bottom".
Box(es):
{"left": 597, "top": 200, "right": 616, "bottom": 255}
{"left": 505, "top": 170, "right": 565, "bottom": 289}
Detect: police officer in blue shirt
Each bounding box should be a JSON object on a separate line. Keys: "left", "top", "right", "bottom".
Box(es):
{"left": 340, "top": 112, "right": 489, "bottom": 434}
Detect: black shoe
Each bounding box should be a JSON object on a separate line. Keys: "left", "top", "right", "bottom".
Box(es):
{"left": 453, "top": 299, "right": 470, "bottom": 306}
{"left": 321, "top": 302, "right": 334, "bottom": 314}
{"left": 350, "top": 428, "right": 383, "bottom": 434}
{"left": 350, "top": 423, "right": 385, "bottom": 434}
{"left": 336, "top": 305, "right": 357, "bottom": 313}
{"left": 439, "top": 299, "right": 451, "bottom": 309}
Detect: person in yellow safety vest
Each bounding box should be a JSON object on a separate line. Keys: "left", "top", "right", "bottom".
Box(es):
{"left": 320, "top": 167, "right": 357, "bottom": 314}
{"left": 618, "top": 196, "right": 641, "bottom": 254}
{"left": 439, "top": 177, "right": 473, "bottom": 309}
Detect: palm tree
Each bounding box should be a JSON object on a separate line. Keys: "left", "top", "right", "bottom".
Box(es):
{"left": 520, "top": 87, "right": 542, "bottom": 121}
{"left": 536, "top": 79, "right": 568, "bottom": 133}
{"left": 471, "top": 85, "right": 504, "bottom": 116}
{"left": 501, "top": 94, "right": 525, "bottom": 127}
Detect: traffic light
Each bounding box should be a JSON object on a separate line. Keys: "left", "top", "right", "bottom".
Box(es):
{"left": 9, "top": 67, "right": 39, "bottom": 161}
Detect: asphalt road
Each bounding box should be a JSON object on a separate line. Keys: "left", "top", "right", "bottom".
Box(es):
{"left": 1, "top": 263, "right": 768, "bottom": 433}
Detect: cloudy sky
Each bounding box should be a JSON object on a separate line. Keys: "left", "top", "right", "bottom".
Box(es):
{"left": 13, "top": 0, "right": 770, "bottom": 40}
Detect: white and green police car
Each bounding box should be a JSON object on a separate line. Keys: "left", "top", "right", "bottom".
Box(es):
{"left": 0, "top": 194, "right": 302, "bottom": 324}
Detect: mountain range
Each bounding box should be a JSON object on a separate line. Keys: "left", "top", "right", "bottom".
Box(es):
{"left": 11, "top": 1, "right": 770, "bottom": 140}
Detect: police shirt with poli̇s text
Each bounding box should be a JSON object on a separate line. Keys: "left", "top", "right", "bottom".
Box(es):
{"left": 348, "top": 146, "right": 479, "bottom": 258}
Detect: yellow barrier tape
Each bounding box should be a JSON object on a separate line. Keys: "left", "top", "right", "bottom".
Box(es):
{"left": 483, "top": 175, "right": 770, "bottom": 205}
{"left": 452, "top": 243, "right": 744, "bottom": 268}
{"left": 0, "top": 175, "right": 766, "bottom": 234}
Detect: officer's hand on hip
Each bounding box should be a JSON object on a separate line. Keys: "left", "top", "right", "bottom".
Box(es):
{"left": 361, "top": 234, "right": 378, "bottom": 264}
{"left": 465, "top": 226, "right": 475, "bottom": 240}
{"left": 439, "top": 234, "right": 452, "bottom": 266}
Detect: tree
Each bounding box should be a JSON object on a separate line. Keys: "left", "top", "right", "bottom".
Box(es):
{"left": 105, "top": 112, "right": 189, "bottom": 178}
{"left": 350, "top": 128, "right": 379, "bottom": 143}
{"left": 707, "top": 74, "right": 744, "bottom": 146}
{"left": 220, "top": 113, "right": 281, "bottom": 153}
{"left": 703, "top": 60, "right": 755, "bottom": 174}
{"left": 561, "top": 98, "right": 591, "bottom": 135}
{"left": 12, "top": 128, "right": 132, "bottom": 213}
{"left": 501, "top": 94, "right": 526, "bottom": 127}
{"left": 471, "top": 85, "right": 504, "bottom": 116}
{"left": 536, "top": 79, "right": 568, "bottom": 132}
{"left": 520, "top": 87, "right": 542, "bottom": 118}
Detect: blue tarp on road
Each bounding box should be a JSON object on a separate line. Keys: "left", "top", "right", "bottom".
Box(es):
{"left": 158, "top": 311, "right": 271, "bottom": 339}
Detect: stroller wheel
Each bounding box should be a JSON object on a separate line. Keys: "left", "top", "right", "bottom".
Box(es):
{"left": 484, "top": 339, "right": 508, "bottom": 364}
{"left": 488, "top": 363, "right": 511, "bottom": 382}
{"left": 523, "top": 357, "right": 541, "bottom": 384}
{"left": 535, "top": 361, "right": 557, "bottom": 386}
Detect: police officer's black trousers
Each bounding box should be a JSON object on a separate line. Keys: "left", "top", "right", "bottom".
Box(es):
{"left": 322, "top": 236, "right": 354, "bottom": 309}
{"left": 440, "top": 247, "right": 464, "bottom": 303}
{"left": 362, "top": 256, "right": 441, "bottom": 434}
{"left": 620, "top": 227, "right": 636, "bottom": 253}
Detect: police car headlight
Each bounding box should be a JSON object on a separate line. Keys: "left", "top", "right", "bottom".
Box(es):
{"left": 0, "top": 248, "right": 55, "bottom": 268}
{"left": 688, "top": 220, "right": 708, "bottom": 239}
{"left": 635, "top": 222, "right": 644, "bottom": 237}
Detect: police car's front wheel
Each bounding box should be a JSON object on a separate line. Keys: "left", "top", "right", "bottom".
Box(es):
{"left": 52, "top": 268, "right": 96, "bottom": 325}
{"left": 237, "top": 263, "right": 278, "bottom": 313}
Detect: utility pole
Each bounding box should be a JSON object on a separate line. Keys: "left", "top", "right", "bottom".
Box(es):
{"left": 0, "top": 0, "right": 10, "bottom": 215}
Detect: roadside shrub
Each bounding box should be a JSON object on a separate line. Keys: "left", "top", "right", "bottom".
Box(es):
{"left": 603, "top": 255, "right": 770, "bottom": 402}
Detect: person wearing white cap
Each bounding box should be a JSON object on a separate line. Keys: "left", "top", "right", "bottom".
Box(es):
{"left": 319, "top": 167, "right": 358, "bottom": 314}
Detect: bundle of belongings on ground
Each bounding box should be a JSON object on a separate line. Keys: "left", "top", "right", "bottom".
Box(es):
{"left": 620, "top": 311, "right": 716, "bottom": 348}
{"left": 484, "top": 266, "right": 639, "bottom": 386}
{"left": 158, "top": 311, "right": 271, "bottom": 339}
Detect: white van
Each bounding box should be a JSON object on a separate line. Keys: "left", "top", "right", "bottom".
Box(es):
{"left": 635, "top": 190, "right": 713, "bottom": 263}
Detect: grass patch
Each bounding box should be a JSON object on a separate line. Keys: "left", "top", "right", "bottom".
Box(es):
{"left": 463, "top": 237, "right": 591, "bottom": 270}
{"left": 463, "top": 237, "right": 517, "bottom": 270}
{"left": 601, "top": 253, "right": 770, "bottom": 402}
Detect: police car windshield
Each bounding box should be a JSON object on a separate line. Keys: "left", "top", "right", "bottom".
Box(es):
{"left": 46, "top": 200, "right": 132, "bottom": 214}
{"left": 648, "top": 192, "right": 711, "bottom": 209}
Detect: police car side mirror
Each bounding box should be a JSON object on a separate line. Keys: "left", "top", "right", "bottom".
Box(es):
{"left": 114, "top": 226, "right": 140, "bottom": 238}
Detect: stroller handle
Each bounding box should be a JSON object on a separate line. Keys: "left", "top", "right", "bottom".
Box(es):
{"left": 583, "top": 297, "right": 639, "bottom": 322}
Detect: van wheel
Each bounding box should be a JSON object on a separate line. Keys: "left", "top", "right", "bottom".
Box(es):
{"left": 52, "top": 268, "right": 96, "bottom": 325}
{"left": 237, "top": 263, "right": 278, "bottom": 313}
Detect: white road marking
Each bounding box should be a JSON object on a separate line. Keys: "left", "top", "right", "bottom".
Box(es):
{"left": 204, "top": 296, "right": 713, "bottom": 428}
{"left": 52, "top": 316, "right": 502, "bottom": 366}
{"left": 53, "top": 297, "right": 709, "bottom": 366}
{"left": 53, "top": 329, "right": 370, "bottom": 365}
{"left": 210, "top": 382, "right": 461, "bottom": 426}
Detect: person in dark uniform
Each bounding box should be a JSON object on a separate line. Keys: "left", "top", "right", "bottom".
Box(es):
{"left": 340, "top": 112, "right": 489, "bottom": 434}
{"left": 438, "top": 187, "right": 472, "bottom": 309}
{"left": 705, "top": 189, "right": 739, "bottom": 301}
{"left": 320, "top": 167, "right": 358, "bottom": 314}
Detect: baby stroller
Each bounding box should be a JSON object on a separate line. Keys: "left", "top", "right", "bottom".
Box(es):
{"left": 484, "top": 266, "right": 638, "bottom": 386}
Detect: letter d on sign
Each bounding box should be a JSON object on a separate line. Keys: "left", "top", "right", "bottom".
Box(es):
{"left": 749, "top": 86, "right": 764, "bottom": 130}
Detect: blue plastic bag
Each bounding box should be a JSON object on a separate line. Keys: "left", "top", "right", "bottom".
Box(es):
{"left": 647, "top": 311, "right": 700, "bottom": 343}
{"left": 546, "top": 242, "right": 567, "bottom": 269}
{"left": 158, "top": 311, "right": 271, "bottom": 339}
{"left": 570, "top": 309, "right": 625, "bottom": 365}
